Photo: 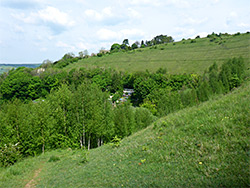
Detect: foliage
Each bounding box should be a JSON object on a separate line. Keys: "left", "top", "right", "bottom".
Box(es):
{"left": 110, "top": 136, "right": 121, "bottom": 148}
{"left": 134, "top": 107, "right": 155, "bottom": 131}
{"left": 0, "top": 143, "right": 22, "bottom": 167}
{"left": 53, "top": 53, "right": 80, "bottom": 68}
{"left": 110, "top": 43, "right": 121, "bottom": 52}
{"left": 48, "top": 155, "right": 60, "bottom": 162}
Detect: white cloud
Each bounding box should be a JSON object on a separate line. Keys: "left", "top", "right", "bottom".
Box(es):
{"left": 85, "top": 7, "right": 114, "bottom": 21}
{"left": 128, "top": 8, "right": 141, "bottom": 19}
{"left": 183, "top": 16, "right": 208, "bottom": 25}
{"left": 37, "top": 6, "right": 74, "bottom": 27}
{"left": 11, "top": 6, "right": 74, "bottom": 34}
{"left": 84, "top": 7, "right": 128, "bottom": 26}
{"left": 85, "top": 9, "right": 102, "bottom": 21}
{"left": 76, "top": 42, "right": 88, "bottom": 50}
{"left": 226, "top": 11, "right": 239, "bottom": 27}
{"left": 97, "top": 28, "right": 145, "bottom": 41}
{"left": 229, "top": 11, "right": 238, "bottom": 18}
{"left": 40, "top": 47, "right": 47, "bottom": 52}
{"left": 56, "top": 41, "right": 76, "bottom": 51}
{"left": 97, "top": 29, "right": 118, "bottom": 41}
{"left": 130, "top": 0, "right": 190, "bottom": 8}
{"left": 130, "top": 0, "right": 161, "bottom": 6}
{"left": 166, "top": 0, "right": 190, "bottom": 8}
{"left": 11, "top": 12, "right": 36, "bottom": 24}
{"left": 174, "top": 27, "right": 196, "bottom": 39}
{"left": 121, "top": 29, "right": 145, "bottom": 39}
{"left": 13, "top": 25, "right": 25, "bottom": 33}
{"left": 238, "top": 23, "right": 250, "bottom": 28}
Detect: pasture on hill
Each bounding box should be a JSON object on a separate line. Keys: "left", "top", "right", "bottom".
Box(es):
{"left": 64, "top": 33, "right": 250, "bottom": 74}
{"left": 0, "top": 81, "right": 249, "bottom": 188}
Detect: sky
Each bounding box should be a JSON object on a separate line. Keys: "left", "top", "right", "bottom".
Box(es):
{"left": 0, "top": 0, "right": 249, "bottom": 64}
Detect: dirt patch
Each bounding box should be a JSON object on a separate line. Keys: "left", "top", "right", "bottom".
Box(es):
{"left": 24, "top": 165, "right": 43, "bottom": 188}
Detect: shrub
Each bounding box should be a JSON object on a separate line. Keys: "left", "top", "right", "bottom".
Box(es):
{"left": 48, "top": 155, "right": 60, "bottom": 162}
{"left": 110, "top": 136, "right": 121, "bottom": 148}
{"left": 79, "top": 150, "right": 89, "bottom": 164}
{"left": 0, "top": 143, "right": 22, "bottom": 167}
{"left": 97, "top": 53, "right": 103, "bottom": 57}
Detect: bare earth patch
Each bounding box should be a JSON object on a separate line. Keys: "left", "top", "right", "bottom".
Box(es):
{"left": 24, "top": 165, "right": 43, "bottom": 188}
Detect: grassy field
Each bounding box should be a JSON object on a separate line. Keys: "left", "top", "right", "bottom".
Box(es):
{"left": 65, "top": 33, "right": 250, "bottom": 74}
{"left": 0, "top": 81, "right": 249, "bottom": 187}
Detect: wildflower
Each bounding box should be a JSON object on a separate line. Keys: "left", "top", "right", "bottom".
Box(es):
{"left": 138, "top": 162, "right": 142, "bottom": 165}
{"left": 199, "top": 162, "right": 202, "bottom": 165}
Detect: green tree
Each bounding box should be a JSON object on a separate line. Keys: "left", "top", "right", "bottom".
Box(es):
{"left": 134, "top": 107, "right": 154, "bottom": 131}
{"left": 110, "top": 43, "right": 121, "bottom": 52}
{"left": 131, "top": 42, "right": 138, "bottom": 49}
{"left": 141, "top": 40, "right": 145, "bottom": 48}
{"left": 122, "top": 39, "right": 129, "bottom": 46}
{"left": 47, "top": 84, "right": 73, "bottom": 148}
{"left": 113, "top": 102, "right": 135, "bottom": 138}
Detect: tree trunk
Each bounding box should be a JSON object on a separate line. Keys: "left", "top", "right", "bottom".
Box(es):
{"left": 42, "top": 142, "right": 45, "bottom": 154}
{"left": 98, "top": 138, "right": 100, "bottom": 147}
{"left": 80, "top": 137, "right": 83, "bottom": 149}
{"left": 42, "top": 129, "right": 45, "bottom": 154}
{"left": 88, "top": 134, "right": 91, "bottom": 150}
{"left": 101, "top": 137, "right": 103, "bottom": 146}
{"left": 83, "top": 127, "right": 85, "bottom": 147}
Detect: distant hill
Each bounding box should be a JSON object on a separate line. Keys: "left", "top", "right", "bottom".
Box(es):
{"left": 0, "top": 64, "right": 41, "bottom": 74}
{"left": 64, "top": 32, "right": 250, "bottom": 74}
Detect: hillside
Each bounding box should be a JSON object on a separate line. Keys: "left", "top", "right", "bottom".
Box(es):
{"left": 64, "top": 33, "right": 250, "bottom": 74}
{"left": 1, "top": 81, "right": 249, "bottom": 187}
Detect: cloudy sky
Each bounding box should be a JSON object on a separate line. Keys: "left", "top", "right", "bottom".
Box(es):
{"left": 0, "top": 0, "right": 249, "bottom": 63}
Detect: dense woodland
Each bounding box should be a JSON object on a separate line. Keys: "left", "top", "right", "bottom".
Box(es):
{"left": 0, "top": 52, "right": 246, "bottom": 167}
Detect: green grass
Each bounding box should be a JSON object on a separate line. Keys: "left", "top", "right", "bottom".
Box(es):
{"left": 1, "top": 82, "right": 249, "bottom": 187}
{"left": 65, "top": 33, "right": 250, "bottom": 74}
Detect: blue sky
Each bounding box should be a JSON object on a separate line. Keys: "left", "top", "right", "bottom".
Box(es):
{"left": 0, "top": 0, "right": 249, "bottom": 63}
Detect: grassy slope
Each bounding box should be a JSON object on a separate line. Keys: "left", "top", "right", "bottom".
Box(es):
{"left": 0, "top": 82, "right": 249, "bottom": 187}
{"left": 65, "top": 33, "right": 250, "bottom": 74}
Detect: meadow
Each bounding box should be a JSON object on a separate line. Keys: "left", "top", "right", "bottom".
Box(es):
{"left": 65, "top": 33, "right": 250, "bottom": 74}
{"left": 0, "top": 81, "right": 249, "bottom": 187}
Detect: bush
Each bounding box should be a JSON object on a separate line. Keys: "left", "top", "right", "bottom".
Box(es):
{"left": 48, "top": 155, "right": 60, "bottom": 162}
{"left": 110, "top": 136, "right": 121, "bottom": 148}
{"left": 79, "top": 150, "right": 88, "bottom": 164}
{"left": 0, "top": 143, "right": 22, "bottom": 167}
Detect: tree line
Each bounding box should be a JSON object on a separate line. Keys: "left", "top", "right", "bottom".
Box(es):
{"left": 0, "top": 81, "right": 155, "bottom": 167}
